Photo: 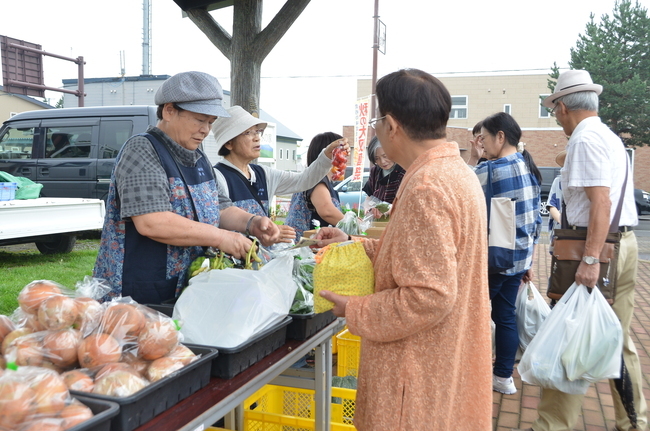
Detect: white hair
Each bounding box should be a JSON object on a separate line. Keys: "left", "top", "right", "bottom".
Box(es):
{"left": 556, "top": 91, "right": 599, "bottom": 112}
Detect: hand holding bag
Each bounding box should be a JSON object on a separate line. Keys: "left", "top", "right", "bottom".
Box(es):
{"left": 313, "top": 240, "right": 374, "bottom": 313}
{"left": 515, "top": 281, "right": 551, "bottom": 352}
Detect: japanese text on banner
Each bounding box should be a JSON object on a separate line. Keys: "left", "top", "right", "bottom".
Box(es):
{"left": 353, "top": 98, "right": 370, "bottom": 181}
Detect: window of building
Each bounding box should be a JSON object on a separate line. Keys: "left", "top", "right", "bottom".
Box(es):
{"left": 292, "top": 150, "right": 296, "bottom": 160}
{"left": 504, "top": 104, "right": 512, "bottom": 115}
{"left": 450, "top": 96, "right": 468, "bottom": 119}
{"left": 279, "top": 149, "right": 283, "bottom": 160}
{"left": 540, "top": 95, "right": 551, "bottom": 118}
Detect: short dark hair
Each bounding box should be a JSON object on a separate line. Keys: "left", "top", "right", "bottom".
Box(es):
{"left": 156, "top": 103, "right": 185, "bottom": 121}
{"left": 218, "top": 143, "right": 231, "bottom": 156}
{"left": 376, "top": 68, "right": 451, "bottom": 141}
{"left": 307, "top": 132, "right": 342, "bottom": 166}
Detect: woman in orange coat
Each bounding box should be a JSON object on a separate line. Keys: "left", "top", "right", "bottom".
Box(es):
{"left": 316, "top": 69, "right": 492, "bottom": 430}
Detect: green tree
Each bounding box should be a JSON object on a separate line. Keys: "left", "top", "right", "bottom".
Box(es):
{"left": 549, "top": 0, "right": 650, "bottom": 147}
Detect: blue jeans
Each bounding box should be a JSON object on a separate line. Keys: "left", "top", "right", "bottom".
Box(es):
{"left": 489, "top": 271, "right": 525, "bottom": 378}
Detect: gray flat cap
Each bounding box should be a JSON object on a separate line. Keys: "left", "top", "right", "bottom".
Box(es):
{"left": 155, "top": 71, "right": 230, "bottom": 118}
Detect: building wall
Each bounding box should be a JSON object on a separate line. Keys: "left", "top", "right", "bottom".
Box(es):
{"left": 358, "top": 74, "right": 556, "bottom": 130}
{"left": 0, "top": 91, "right": 50, "bottom": 123}
{"left": 357, "top": 75, "right": 650, "bottom": 192}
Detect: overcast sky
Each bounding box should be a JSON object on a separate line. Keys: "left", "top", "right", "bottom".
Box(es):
{"left": 3, "top": 0, "right": 648, "bottom": 148}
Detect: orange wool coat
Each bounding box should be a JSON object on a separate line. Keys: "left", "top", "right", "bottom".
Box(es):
{"left": 345, "top": 142, "right": 493, "bottom": 431}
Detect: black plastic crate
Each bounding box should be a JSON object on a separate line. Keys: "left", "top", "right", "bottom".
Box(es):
{"left": 147, "top": 304, "right": 292, "bottom": 379}
{"left": 70, "top": 395, "right": 120, "bottom": 431}
{"left": 71, "top": 344, "right": 217, "bottom": 431}
{"left": 286, "top": 311, "right": 337, "bottom": 340}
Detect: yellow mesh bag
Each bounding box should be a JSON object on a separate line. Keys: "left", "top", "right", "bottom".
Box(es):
{"left": 313, "top": 240, "right": 374, "bottom": 313}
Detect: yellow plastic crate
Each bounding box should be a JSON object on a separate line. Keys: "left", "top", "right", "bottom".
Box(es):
{"left": 244, "top": 384, "right": 356, "bottom": 431}
{"left": 336, "top": 329, "right": 361, "bottom": 378}
{"left": 332, "top": 326, "right": 348, "bottom": 354}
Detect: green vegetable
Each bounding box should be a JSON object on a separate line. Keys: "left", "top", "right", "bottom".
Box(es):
{"left": 375, "top": 202, "right": 390, "bottom": 214}
{"left": 332, "top": 375, "right": 357, "bottom": 403}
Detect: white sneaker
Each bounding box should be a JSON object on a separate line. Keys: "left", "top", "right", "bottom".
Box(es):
{"left": 493, "top": 374, "right": 517, "bottom": 395}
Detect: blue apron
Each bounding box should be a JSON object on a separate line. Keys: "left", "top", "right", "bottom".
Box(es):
{"left": 215, "top": 162, "right": 269, "bottom": 217}
{"left": 94, "top": 133, "right": 220, "bottom": 304}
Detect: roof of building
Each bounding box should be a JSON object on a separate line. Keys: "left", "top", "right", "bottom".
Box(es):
{"left": 62, "top": 75, "right": 302, "bottom": 141}
{"left": 0, "top": 86, "right": 54, "bottom": 109}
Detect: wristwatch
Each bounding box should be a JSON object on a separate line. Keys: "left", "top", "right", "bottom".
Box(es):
{"left": 582, "top": 255, "right": 599, "bottom": 265}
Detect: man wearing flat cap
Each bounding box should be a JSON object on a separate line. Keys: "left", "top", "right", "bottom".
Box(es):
{"left": 94, "top": 71, "right": 280, "bottom": 304}
{"left": 514, "top": 70, "right": 646, "bottom": 431}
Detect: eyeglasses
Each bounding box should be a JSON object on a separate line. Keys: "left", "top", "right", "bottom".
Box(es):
{"left": 550, "top": 100, "right": 563, "bottom": 116}
{"left": 241, "top": 128, "right": 265, "bottom": 137}
{"left": 369, "top": 116, "right": 386, "bottom": 129}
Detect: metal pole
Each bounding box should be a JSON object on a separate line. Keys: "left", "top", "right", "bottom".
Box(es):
{"left": 77, "top": 56, "right": 85, "bottom": 107}
{"left": 369, "top": 0, "right": 379, "bottom": 140}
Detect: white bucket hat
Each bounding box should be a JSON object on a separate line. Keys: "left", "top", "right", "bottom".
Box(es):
{"left": 542, "top": 70, "right": 603, "bottom": 108}
{"left": 211, "top": 106, "right": 268, "bottom": 153}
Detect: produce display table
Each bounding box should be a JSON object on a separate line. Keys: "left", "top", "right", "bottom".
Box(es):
{"left": 133, "top": 318, "right": 346, "bottom": 431}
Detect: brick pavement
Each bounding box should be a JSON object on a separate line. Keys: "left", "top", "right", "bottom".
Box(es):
{"left": 493, "top": 232, "right": 650, "bottom": 431}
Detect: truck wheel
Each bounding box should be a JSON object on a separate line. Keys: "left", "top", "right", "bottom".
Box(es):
{"left": 35, "top": 235, "right": 77, "bottom": 254}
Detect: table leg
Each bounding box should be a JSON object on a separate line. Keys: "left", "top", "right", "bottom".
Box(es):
{"left": 314, "top": 337, "right": 333, "bottom": 431}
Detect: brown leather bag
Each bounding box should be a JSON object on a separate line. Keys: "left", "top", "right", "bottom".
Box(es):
{"left": 548, "top": 165, "right": 628, "bottom": 305}
{"left": 548, "top": 229, "right": 620, "bottom": 304}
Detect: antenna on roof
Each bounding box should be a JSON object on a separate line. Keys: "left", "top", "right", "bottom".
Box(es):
{"left": 119, "top": 51, "right": 125, "bottom": 77}
{"left": 142, "top": 0, "right": 152, "bottom": 75}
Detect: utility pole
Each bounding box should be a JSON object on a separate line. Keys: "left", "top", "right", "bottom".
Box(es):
{"left": 369, "top": 0, "right": 380, "bottom": 140}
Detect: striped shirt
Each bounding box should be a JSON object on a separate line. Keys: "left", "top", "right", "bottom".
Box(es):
{"left": 474, "top": 152, "right": 542, "bottom": 275}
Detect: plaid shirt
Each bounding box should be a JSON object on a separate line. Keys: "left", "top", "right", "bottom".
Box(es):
{"left": 474, "top": 152, "right": 542, "bottom": 275}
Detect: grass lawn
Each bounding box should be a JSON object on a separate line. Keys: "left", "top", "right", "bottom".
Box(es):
{"left": 0, "top": 239, "right": 99, "bottom": 316}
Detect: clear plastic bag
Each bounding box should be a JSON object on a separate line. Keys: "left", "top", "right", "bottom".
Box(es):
{"left": 515, "top": 281, "right": 551, "bottom": 352}
{"left": 561, "top": 285, "right": 622, "bottom": 382}
{"left": 518, "top": 282, "right": 591, "bottom": 394}
{"left": 290, "top": 257, "right": 316, "bottom": 314}
{"left": 336, "top": 211, "right": 362, "bottom": 236}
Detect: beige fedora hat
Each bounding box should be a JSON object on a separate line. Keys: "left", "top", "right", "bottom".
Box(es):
{"left": 542, "top": 70, "right": 603, "bottom": 108}
{"left": 555, "top": 150, "right": 567, "bottom": 167}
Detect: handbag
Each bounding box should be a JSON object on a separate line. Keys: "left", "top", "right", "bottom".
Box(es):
{"left": 548, "top": 167, "right": 628, "bottom": 304}
{"left": 485, "top": 161, "right": 517, "bottom": 274}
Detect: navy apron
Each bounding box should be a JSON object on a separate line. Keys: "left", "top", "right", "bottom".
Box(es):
{"left": 215, "top": 162, "right": 269, "bottom": 217}
{"left": 94, "top": 133, "right": 220, "bottom": 304}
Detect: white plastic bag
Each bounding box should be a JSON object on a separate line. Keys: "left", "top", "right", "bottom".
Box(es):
{"left": 515, "top": 281, "right": 551, "bottom": 352}
{"left": 518, "top": 282, "right": 591, "bottom": 394}
{"left": 561, "top": 286, "right": 622, "bottom": 382}
{"left": 172, "top": 254, "right": 297, "bottom": 348}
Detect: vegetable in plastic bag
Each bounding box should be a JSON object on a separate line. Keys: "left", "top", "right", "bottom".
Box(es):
{"left": 561, "top": 285, "right": 622, "bottom": 382}
{"left": 336, "top": 211, "right": 362, "bottom": 236}
{"left": 515, "top": 281, "right": 551, "bottom": 352}
{"left": 518, "top": 282, "right": 591, "bottom": 394}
